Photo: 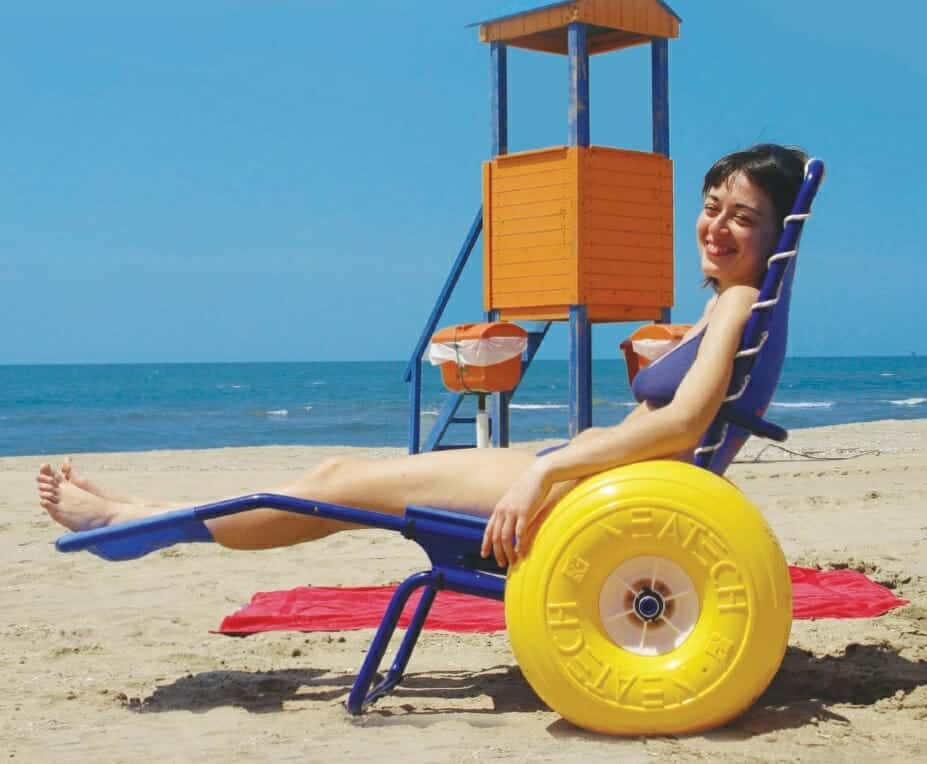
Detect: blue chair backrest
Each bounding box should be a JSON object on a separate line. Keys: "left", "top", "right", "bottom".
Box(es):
{"left": 694, "top": 158, "right": 826, "bottom": 475}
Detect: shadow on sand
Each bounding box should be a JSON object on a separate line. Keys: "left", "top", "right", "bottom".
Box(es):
{"left": 129, "top": 642, "right": 926, "bottom": 737}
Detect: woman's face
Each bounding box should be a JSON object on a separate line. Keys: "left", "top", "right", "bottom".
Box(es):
{"left": 696, "top": 172, "right": 779, "bottom": 291}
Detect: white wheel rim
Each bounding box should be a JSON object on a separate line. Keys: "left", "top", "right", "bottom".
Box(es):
{"left": 598, "top": 556, "right": 700, "bottom": 656}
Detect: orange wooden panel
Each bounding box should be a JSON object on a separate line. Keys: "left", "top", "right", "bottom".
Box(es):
{"left": 492, "top": 146, "right": 571, "bottom": 171}
{"left": 587, "top": 304, "right": 664, "bottom": 322}
{"left": 584, "top": 184, "right": 672, "bottom": 206}
{"left": 493, "top": 257, "right": 575, "bottom": 278}
{"left": 492, "top": 287, "right": 578, "bottom": 308}
{"left": 490, "top": 173, "right": 572, "bottom": 195}
{"left": 493, "top": 272, "right": 576, "bottom": 293}
{"left": 492, "top": 244, "right": 572, "bottom": 264}
{"left": 584, "top": 197, "right": 669, "bottom": 222}
{"left": 492, "top": 185, "right": 572, "bottom": 208}
{"left": 492, "top": 229, "right": 571, "bottom": 250}
{"left": 581, "top": 258, "right": 672, "bottom": 279}
{"left": 585, "top": 287, "right": 670, "bottom": 307}
{"left": 498, "top": 306, "right": 572, "bottom": 321}
{"left": 584, "top": 213, "right": 671, "bottom": 236}
{"left": 491, "top": 199, "right": 573, "bottom": 220}
{"left": 492, "top": 213, "right": 570, "bottom": 238}
{"left": 584, "top": 169, "right": 672, "bottom": 194}
{"left": 581, "top": 276, "right": 672, "bottom": 298}
{"left": 584, "top": 238, "right": 673, "bottom": 263}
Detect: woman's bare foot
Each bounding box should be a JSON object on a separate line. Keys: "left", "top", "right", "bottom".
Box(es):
{"left": 37, "top": 463, "right": 144, "bottom": 532}
{"left": 60, "top": 458, "right": 170, "bottom": 509}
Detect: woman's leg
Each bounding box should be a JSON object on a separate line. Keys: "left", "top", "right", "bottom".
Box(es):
{"left": 38, "top": 447, "right": 578, "bottom": 551}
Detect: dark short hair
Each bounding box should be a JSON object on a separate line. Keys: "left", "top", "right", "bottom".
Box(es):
{"left": 702, "top": 144, "right": 808, "bottom": 232}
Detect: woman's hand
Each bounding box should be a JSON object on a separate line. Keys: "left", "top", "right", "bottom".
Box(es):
{"left": 481, "top": 461, "right": 551, "bottom": 568}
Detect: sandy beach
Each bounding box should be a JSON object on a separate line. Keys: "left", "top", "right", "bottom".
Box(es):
{"left": 3, "top": 420, "right": 926, "bottom": 763}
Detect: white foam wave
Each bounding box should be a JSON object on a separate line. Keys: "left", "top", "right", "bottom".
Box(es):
{"left": 879, "top": 372, "right": 895, "bottom": 377}
{"left": 770, "top": 401, "right": 834, "bottom": 409}
{"left": 303, "top": 405, "right": 313, "bottom": 412}
{"left": 420, "top": 409, "right": 439, "bottom": 417}
{"left": 266, "top": 409, "right": 289, "bottom": 417}
{"left": 510, "top": 403, "right": 569, "bottom": 410}
{"left": 884, "top": 397, "right": 926, "bottom": 406}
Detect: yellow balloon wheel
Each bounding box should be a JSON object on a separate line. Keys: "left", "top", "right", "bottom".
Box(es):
{"left": 505, "top": 460, "right": 791, "bottom": 736}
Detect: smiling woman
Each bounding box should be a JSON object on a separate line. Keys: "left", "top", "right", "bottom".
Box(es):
{"left": 38, "top": 143, "right": 810, "bottom": 571}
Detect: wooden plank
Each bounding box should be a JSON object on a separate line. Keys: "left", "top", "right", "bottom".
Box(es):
{"left": 585, "top": 213, "right": 672, "bottom": 235}
{"left": 494, "top": 258, "right": 575, "bottom": 279}
{"left": 493, "top": 273, "right": 574, "bottom": 293}
{"left": 584, "top": 168, "right": 672, "bottom": 192}
{"left": 581, "top": 268, "right": 672, "bottom": 290}
{"left": 584, "top": 287, "right": 672, "bottom": 307}
{"left": 490, "top": 174, "right": 572, "bottom": 194}
{"left": 583, "top": 184, "right": 672, "bottom": 205}
{"left": 492, "top": 229, "right": 568, "bottom": 249}
{"left": 583, "top": 230, "right": 673, "bottom": 254}
{"left": 492, "top": 199, "right": 573, "bottom": 220}
{"left": 492, "top": 185, "right": 571, "bottom": 207}
{"left": 493, "top": 157, "right": 570, "bottom": 177}
{"left": 580, "top": 258, "right": 671, "bottom": 279}
{"left": 492, "top": 288, "right": 578, "bottom": 307}
{"left": 495, "top": 145, "right": 570, "bottom": 165}
{"left": 493, "top": 244, "right": 572, "bottom": 265}
{"left": 492, "top": 213, "right": 569, "bottom": 237}
{"left": 584, "top": 198, "right": 669, "bottom": 221}
{"left": 498, "top": 306, "right": 571, "bottom": 321}
{"left": 587, "top": 304, "right": 664, "bottom": 322}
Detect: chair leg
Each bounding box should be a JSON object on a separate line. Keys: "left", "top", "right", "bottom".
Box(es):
{"left": 346, "top": 570, "right": 439, "bottom": 714}
{"left": 364, "top": 583, "right": 439, "bottom": 706}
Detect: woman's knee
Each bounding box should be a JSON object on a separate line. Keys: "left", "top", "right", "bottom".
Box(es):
{"left": 292, "top": 454, "right": 361, "bottom": 496}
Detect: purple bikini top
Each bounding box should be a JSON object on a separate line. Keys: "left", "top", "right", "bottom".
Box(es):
{"left": 631, "top": 329, "right": 707, "bottom": 407}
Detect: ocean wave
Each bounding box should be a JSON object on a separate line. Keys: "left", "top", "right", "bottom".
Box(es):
{"left": 510, "top": 403, "right": 569, "bottom": 410}
{"left": 884, "top": 397, "right": 926, "bottom": 406}
{"left": 879, "top": 372, "right": 895, "bottom": 377}
{"left": 769, "top": 401, "right": 834, "bottom": 409}
{"left": 304, "top": 405, "right": 313, "bottom": 412}
{"left": 266, "top": 409, "right": 289, "bottom": 417}
{"left": 419, "top": 409, "right": 439, "bottom": 417}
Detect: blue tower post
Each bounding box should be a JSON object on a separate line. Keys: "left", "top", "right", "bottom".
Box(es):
{"left": 651, "top": 38, "right": 672, "bottom": 324}
{"left": 568, "top": 22, "right": 592, "bottom": 436}
{"left": 489, "top": 41, "right": 512, "bottom": 447}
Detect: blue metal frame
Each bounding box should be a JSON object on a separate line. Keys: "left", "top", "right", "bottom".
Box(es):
{"left": 650, "top": 39, "right": 670, "bottom": 157}
{"left": 568, "top": 305, "right": 592, "bottom": 435}
{"left": 567, "top": 22, "right": 590, "bottom": 147}
{"left": 491, "top": 42, "right": 508, "bottom": 157}
{"left": 57, "top": 496, "right": 505, "bottom": 715}
{"left": 404, "top": 209, "right": 483, "bottom": 453}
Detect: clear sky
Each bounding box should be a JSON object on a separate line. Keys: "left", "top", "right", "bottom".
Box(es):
{"left": 2, "top": 0, "right": 924, "bottom": 364}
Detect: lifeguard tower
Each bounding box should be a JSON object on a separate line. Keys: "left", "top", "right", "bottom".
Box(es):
{"left": 405, "top": 0, "right": 681, "bottom": 452}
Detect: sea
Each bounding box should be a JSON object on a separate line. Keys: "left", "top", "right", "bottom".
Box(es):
{"left": 1, "top": 357, "right": 925, "bottom": 457}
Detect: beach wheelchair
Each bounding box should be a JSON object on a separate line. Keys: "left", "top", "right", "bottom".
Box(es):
{"left": 57, "top": 160, "right": 824, "bottom": 735}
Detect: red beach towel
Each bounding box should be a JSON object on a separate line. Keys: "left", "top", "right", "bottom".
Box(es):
{"left": 216, "top": 566, "right": 909, "bottom": 635}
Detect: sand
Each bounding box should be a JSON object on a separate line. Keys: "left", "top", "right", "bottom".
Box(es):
{"left": 3, "top": 420, "right": 926, "bottom": 763}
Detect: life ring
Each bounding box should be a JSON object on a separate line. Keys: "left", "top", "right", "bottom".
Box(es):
{"left": 505, "top": 460, "right": 791, "bottom": 735}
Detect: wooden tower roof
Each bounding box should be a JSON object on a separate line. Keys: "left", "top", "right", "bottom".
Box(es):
{"left": 471, "top": 0, "right": 681, "bottom": 55}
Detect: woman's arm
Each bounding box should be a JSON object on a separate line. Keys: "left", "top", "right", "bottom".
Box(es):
{"left": 481, "top": 285, "right": 758, "bottom": 566}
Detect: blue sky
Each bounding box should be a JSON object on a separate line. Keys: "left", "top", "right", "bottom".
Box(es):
{"left": 2, "top": 0, "right": 924, "bottom": 364}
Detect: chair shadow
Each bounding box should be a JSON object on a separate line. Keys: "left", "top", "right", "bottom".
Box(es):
{"left": 128, "top": 644, "right": 926, "bottom": 738}
{"left": 126, "top": 664, "right": 543, "bottom": 717}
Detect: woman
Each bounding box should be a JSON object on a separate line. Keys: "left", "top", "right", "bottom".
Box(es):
{"left": 37, "top": 144, "right": 808, "bottom": 569}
